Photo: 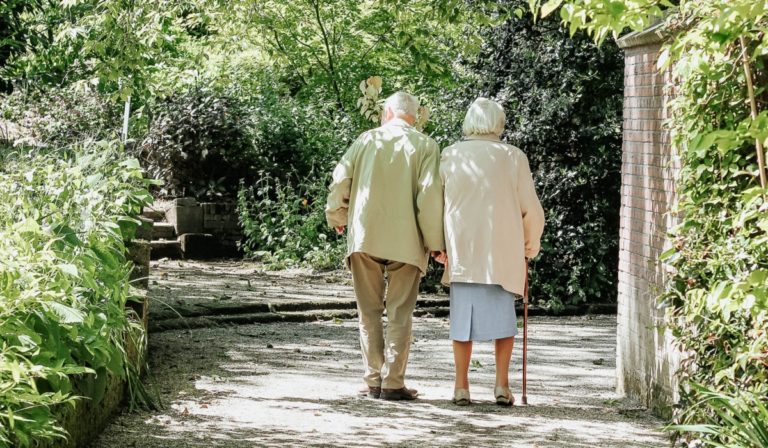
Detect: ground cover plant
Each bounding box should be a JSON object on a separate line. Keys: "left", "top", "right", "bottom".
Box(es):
{"left": 0, "top": 142, "right": 154, "bottom": 447}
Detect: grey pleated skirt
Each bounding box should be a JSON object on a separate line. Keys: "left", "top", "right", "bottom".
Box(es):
{"left": 450, "top": 282, "right": 519, "bottom": 342}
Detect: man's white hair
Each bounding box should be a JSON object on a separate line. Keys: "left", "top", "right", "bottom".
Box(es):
{"left": 383, "top": 91, "right": 419, "bottom": 119}
{"left": 462, "top": 97, "right": 506, "bottom": 136}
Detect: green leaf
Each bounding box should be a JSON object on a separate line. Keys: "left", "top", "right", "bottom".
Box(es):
{"left": 540, "top": 0, "right": 563, "bottom": 18}
{"left": 46, "top": 302, "right": 85, "bottom": 324}
{"left": 58, "top": 264, "right": 79, "bottom": 278}
{"left": 659, "top": 247, "right": 678, "bottom": 261}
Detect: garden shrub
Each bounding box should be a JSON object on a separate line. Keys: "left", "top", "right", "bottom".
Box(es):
{"left": 138, "top": 86, "right": 256, "bottom": 199}
{"left": 0, "top": 141, "right": 154, "bottom": 447}
{"left": 237, "top": 172, "right": 346, "bottom": 271}
{"left": 0, "top": 84, "right": 121, "bottom": 148}
{"left": 138, "top": 78, "right": 358, "bottom": 201}
{"left": 470, "top": 8, "right": 623, "bottom": 309}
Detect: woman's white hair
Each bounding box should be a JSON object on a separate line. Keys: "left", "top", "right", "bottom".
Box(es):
{"left": 383, "top": 91, "right": 419, "bottom": 119}
{"left": 462, "top": 97, "right": 506, "bottom": 136}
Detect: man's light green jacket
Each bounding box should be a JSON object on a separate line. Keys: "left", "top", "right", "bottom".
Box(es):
{"left": 325, "top": 118, "right": 444, "bottom": 273}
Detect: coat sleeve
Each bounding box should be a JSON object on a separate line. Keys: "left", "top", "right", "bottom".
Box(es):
{"left": 517, "top": 153, "right": 545, "bottom": 258}
{"left": 416, "top": 140, "right": 445, "bottom": 252}
{"left": 325, "top": 139, "right": 359, "bottom": 228}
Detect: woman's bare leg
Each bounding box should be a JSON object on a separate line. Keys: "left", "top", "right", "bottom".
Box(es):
{"left": 452, "top": 340, "right": 473, "bottom": 389}
{"left": 494, "top": 336, "right": 515, "bottom": 388}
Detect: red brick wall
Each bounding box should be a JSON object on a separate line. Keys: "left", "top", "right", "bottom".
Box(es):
{"left": 616, "top": 41, "right": 679, "bottom": 416}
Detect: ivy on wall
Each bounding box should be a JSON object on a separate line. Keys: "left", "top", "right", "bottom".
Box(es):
{"left": 550, "top": 0, "right": 768, "bottom": 445}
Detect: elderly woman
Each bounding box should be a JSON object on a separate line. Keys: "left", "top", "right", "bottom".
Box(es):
{"left": 438, "top": 98, "right": 545, "bottom": 406}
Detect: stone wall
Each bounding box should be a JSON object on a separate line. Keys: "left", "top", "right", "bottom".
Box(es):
{"left": 46, "top": 233, "right": 151, "bottom": 447}
{"left": 616, "top": 25, "right": 679, "bottom": 417}
{"left": 164, "top": 198, "right": 242, "bottom": 257}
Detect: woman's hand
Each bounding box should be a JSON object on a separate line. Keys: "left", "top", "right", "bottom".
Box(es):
{"left": 431, "top": 250, "right": 448, "bottom": 265}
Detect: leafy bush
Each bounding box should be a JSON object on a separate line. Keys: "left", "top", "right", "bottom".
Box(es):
{"left": 237, "top": 172, "right": 345, "bottom": 271}
{"left": 651, "top": 3, "right": 768, "bottom": 444}
{"left": 137, "top": 77, "right": 360, "bottom": 200}
{"left": 470, "top": 7, "right": 623, "bottom": 309}
{"left": 0, "top": 142, "right": 153, "bottom": 447}
{"left": 137, "top": 87, "right": 256, "bottom": 199}
{"left": 0, "top": 84, "right": 121, "bottom": 148}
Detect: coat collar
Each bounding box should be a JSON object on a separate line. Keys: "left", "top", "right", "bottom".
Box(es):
{"left": 464, "top": 133, "right": 501, "bottom": 142}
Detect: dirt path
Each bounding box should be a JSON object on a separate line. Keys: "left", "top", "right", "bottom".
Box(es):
{"left": 90, "top": 262, "right": 668, "bottom": 448}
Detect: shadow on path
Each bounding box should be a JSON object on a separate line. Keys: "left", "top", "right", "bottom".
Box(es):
{"left": 92, "top": 310, "right": 668, "bottom": 447}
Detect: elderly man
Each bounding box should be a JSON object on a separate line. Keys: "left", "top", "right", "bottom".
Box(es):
{"left": 326, "top": 91, "right": 444, "bottom": 401}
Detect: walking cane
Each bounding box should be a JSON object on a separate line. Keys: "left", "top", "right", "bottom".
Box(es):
{"left": 521, "top": 260, "right": 529, "bottom": 405}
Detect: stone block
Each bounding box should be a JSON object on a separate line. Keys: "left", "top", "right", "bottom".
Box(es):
{"left": 127, "top": 288, "right": 150, "bottom": 331}
{"left": 166, "top": 202, "right": 203, "bottom": 235}
{"left": 179, "top": 233, "right": 218, "bottom": 259}
{"left": 152, "top": 222, "right": 176, "bottom": 240}
{"left": 150, "top": 239, "right": 182, "bottom": 260}
{"left": 174, "top": 197, "right": 198, "bottom": 207}
{"left": 141, "top": 207, "right": 165, "bottom": 222}
{"left": 126, "top": 240, "right": 150, "bottom": 289}
{"left": 201, "top": 202, "right": 235, "bottom": 215}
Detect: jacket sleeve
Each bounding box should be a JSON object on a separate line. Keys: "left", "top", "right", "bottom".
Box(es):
{"left": 517, "top": 153, "right": 545, "bottom": 258}
{"left": 325, "top": 140, "right": 358, "bottom": 228}
{"left": 416, "top": 140, "right": 445, "bottom": 252}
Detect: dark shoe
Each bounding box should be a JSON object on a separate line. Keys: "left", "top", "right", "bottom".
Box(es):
{"left": 359, "top": 386, "right": 381, "bottom": 398}
{"left": 381, "top": 387, "right": 418, "bottom": 401}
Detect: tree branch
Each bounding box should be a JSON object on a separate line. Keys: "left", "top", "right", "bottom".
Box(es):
{"left": 308, "top": 0, "right": 343, "bottom": 110}
{"left": 740, "top": 35, "right": 767, "bottom": 189}
{"left": 270, "top": 29, "right": 308, "bottom": 86}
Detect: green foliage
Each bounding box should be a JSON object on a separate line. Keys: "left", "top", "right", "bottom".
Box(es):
{"left": 472, "top": 1, "right": 624, "bottom": 308}
{"left": 0, "top": 84, "right": 121, "bottom": 148}
{"left": 667, "top": 384, "right": 768, "bottom": 448}
{"left": 217, "top": 0, "right": 503, "bottom": 110}
{"left": 237, "top": 173, "right": 346, "bottom": 271}
{"left": 556, "top": 0, "right": 768, "bottom": 445}
{"left": 137, "top": 86, "right": 256, "bottom": 198}
{"left": 1, "top": 0, "right": 210, "bottom": 101}
{"left": 0, "top": 142, "right": 154, "bottom": 447}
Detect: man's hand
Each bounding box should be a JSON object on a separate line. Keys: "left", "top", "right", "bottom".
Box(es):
{"left": 335, "top": 226, "right": 346, "bottom": 235}
{"left": 431, "top": 250, "right": 448, "bottom": 265}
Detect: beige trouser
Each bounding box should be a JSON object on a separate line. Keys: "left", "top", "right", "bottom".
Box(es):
{"left": 349, "top": 252, "right": 421, "bottom": 389}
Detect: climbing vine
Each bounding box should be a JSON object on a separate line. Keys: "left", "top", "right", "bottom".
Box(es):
{"left": 550, "top": 0, "right": 768, "bottom": 445}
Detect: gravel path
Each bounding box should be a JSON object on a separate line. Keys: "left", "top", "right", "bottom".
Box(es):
{"left": 91, "top": 308, "right": 668, "bottom": 447}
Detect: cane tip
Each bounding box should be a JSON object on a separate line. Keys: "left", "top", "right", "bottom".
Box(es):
{"left": 521, "top": 397, "right": 528, "bottom": 405}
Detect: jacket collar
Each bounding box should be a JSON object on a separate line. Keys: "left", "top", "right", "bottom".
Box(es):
{"left": 383, "top": 117, "right": 413, "bottom": 128}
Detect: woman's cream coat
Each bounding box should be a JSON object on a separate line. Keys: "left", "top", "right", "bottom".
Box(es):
{"left": 440, "top": 135, "right": 545, "bottom": 296}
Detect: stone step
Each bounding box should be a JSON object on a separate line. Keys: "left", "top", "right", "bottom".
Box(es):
{"left": 152, "top": 222, "right": 176, "bottom": 240}
{"left": 141, "top": 207, "right": 166, "bottom": 222}
{"left": 134, "top": 217, "right": 154, "bottom": 241}
{"left": 149, "top": 309, "right": 358, "bottom": 332}
{"left": 150, "top": 297, "right": 446, "bottom": 322}
{"left": 150, "top": 239, "right": 182, "bottom": 260}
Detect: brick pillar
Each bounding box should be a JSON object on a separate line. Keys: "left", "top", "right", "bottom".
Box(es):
{"left": 616, "top": 25, "right": 679, "bottom": 416}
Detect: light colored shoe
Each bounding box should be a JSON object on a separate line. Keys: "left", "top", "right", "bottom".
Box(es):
{"left": 452, "top": 388, "right": 471, "bottom": 406}
{"left": 494, "top": 385, "right": 514, "bottom": 406}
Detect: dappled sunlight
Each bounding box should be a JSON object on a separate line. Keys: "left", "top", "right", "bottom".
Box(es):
{"left": 95, "top": 313, "right": 666, "bottom": 447}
